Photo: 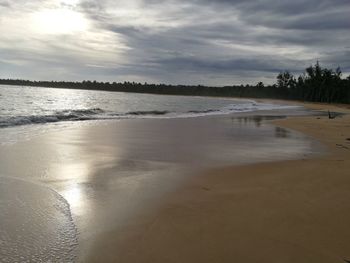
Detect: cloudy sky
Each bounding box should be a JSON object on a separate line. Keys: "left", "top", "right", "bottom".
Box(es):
{"left": 0, "top": 0, "right": 349, "bottom": 85}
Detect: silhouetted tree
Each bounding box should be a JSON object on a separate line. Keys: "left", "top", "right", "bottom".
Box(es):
{"left": 256, "top": 82, "right": 264, "bottom": 88}
{"left": 277, "top": 71, "right": 296, "bottom": 89}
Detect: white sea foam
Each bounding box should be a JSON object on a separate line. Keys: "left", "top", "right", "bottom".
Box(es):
{"left": 0, "top": 98, "right": 299, "bottom": 128}
{"left": 0, "top": 85, "right": 301, "bottom": 144}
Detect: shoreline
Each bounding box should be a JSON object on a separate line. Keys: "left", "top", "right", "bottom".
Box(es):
{"left": 86, "top": 102, "right": 350, "bottom": 262}
{"left": 1, "top": 101, "right": 349, "bottom": 262}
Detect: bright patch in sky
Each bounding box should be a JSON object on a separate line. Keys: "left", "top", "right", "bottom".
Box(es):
{"left": 33, "top": 9, "right": 88, "bottom": 34}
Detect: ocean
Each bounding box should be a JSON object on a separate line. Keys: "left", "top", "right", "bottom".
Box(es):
{"left": 0, "top": 85, "right": 297, "bottom": 143}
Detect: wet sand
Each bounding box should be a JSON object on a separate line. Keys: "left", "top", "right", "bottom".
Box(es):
{"left": 88, "top": 102, "right": 350, "bottom": 263}
{"left": 0, "top": 103, "right": 348, "bottom": 262}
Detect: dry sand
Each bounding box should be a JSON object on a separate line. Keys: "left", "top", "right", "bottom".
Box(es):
{"left": 87, "top": 103, "right": 350, "bottom": 263}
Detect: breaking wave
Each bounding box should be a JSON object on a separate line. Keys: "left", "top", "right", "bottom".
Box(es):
{"left": 0, "top": 108, "right": 105, "bottom": 128}
{"left": 125, "top": 110, "right": 170, "bottom": 116}
{"left": 0, "top": 102, "right": 299, "bottom": 128}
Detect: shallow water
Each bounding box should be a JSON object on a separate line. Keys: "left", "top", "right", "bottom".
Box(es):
{"left": 0, "top": 177, "right": 78, "bottom": 262}
{"left": 0, "top": 85, "right": 299, "bottom": 144}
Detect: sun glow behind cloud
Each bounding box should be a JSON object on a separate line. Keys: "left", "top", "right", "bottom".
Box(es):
{"left": 32, "top": 8, "right": 89, "bottom": 35}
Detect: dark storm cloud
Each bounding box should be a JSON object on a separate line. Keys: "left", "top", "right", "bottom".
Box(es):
{"left": 322, "top": 50, "right": 350, "bottom": 72}
{"left": 149, "top": 57, "right": 285, "bottom": 73}
{"left": 198, "top": 0, "right": 348, "bottom": 14}
{"left": 0, "top": 0, "right": 349, "bottom": 84}
{"left": 240, "top": 9, "right": 350, "bottom": 30}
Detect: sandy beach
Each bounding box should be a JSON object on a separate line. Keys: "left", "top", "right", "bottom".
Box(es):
{"left": 85, "top": 102, "right": 350, "bottom": 263}
{"left": 2, "top": 0, "right": 349, "bottom": 261}
{"left": 0, "top": 101, "right": 349, "bottom": 262}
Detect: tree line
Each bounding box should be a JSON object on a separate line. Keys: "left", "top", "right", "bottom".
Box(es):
{"left": 1, "top": 62, "right": 349, "bottom": 103}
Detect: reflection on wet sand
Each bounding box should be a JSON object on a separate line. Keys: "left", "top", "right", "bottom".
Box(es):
{"left": 275, "top": 127, "right": 291, "bottom": 138}
{"left": 232, "top": 115, "right": 286, "bottom": 127}
{"left": 0, "top": 113, "right": 324, "bottom": 261}
{"left": 231, "top": 115, "right": 292, "bottom": 138}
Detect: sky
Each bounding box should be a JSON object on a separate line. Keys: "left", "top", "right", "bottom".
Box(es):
{"left": 0, "top": 0, "right": 349, "bottom": 85}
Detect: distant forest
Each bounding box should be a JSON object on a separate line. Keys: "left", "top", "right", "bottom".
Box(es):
{"left": 1, "top": 62, "right": 349, "bottom": 104}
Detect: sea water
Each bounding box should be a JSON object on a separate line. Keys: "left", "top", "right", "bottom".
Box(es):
{"left": 0, "top": 177, "right": 78, "bottom": 262}
{"left": 0, "top": 85, "right": 298, "bottom": 144}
